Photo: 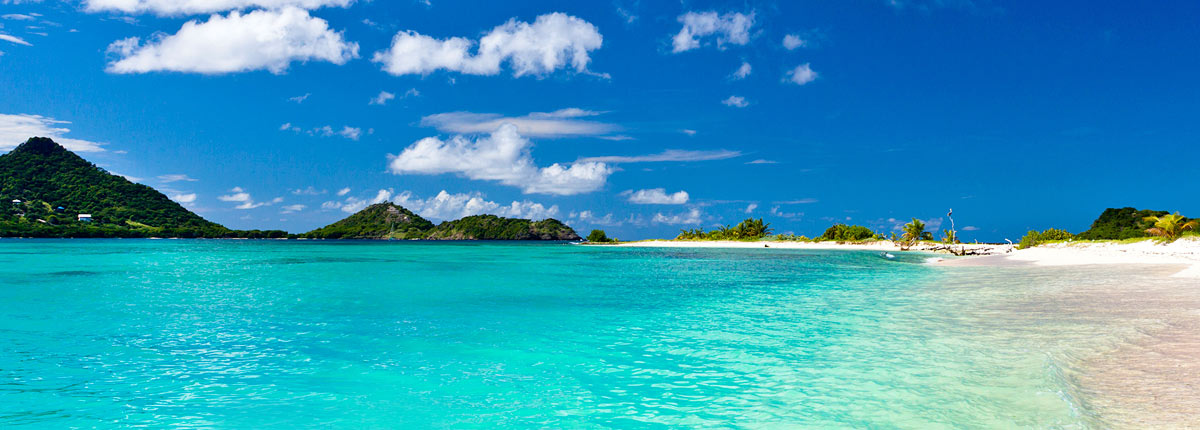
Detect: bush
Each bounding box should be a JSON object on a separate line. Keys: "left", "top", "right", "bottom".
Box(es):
{"left": 1018, "top": 228, "right": 1075, "bottom": 249}
{"left": 819, "top": 224, "right": 878, "bottom": 242}
{"left": 587, "top": 229, "right": 613, "bottom": 243}
{"left": 675, "top": 218, "right": 772, "bottom": 241}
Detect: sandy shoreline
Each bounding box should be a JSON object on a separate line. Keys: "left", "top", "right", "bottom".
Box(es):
{"left": 598, "top": 238, "right": 1200, "bottom": 278}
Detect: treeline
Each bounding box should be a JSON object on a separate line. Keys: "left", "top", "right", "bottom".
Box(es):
{"left": 1019, "top": 208, "right": 1196, "bottom": 248}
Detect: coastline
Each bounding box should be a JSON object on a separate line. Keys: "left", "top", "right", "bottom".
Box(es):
{"left": 596, "top": 238, "right": 1200, "bottom": 278}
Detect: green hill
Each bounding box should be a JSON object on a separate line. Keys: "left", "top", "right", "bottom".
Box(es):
{"left": 0, "top": 137, "right": 282, "bottom": 238}
{"left": 302, "top": 203, "right": 434, "bottom": 239}
{"left": 426, "top": 215, "right": 581, "bottom": 240}
{"left": 304, "top": 205, "right": 580, "bottom": 240}
{"left": 1075, "top": 207, "right": 1172, "bottom": 240}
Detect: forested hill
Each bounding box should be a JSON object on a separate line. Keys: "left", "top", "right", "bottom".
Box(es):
{"left": 304, "top": 205, "right": 581, "bottom": 240}
{"left": 0, "top": 137, "right": 282, "bottom": 238}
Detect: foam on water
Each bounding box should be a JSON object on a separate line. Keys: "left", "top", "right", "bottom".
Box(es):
{"left": 0, "top": 240, "right": 1191, "bottom": 428}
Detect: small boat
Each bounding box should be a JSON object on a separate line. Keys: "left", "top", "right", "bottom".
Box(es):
{"left": 880, "top": 252, "right": 896, "bottom": 259}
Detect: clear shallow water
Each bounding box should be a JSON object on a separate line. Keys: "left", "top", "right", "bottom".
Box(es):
{"left": 0, "top": 240, "right": 1173, "bottom": 428}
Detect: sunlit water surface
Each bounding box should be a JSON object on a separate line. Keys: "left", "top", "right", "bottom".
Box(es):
{"left": 1, "top": 240, "right": 1194, "bottom": 428}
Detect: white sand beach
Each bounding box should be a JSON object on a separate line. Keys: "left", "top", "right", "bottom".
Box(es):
{"left": 602, "top": 238, "right": 1200, "bottom": 278}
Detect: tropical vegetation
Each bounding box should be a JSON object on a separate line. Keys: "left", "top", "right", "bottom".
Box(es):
{"left": 675, "top": 218, "right": 772, "bottom": 241}
{"left": 1143, "top": 213, "right": 1198, "bottom": 242}
{"left": 586, "top": 229, "right": 615, "bottom": 243}
{"left": 818, "top": 224, "right": 879, "bottom": 242}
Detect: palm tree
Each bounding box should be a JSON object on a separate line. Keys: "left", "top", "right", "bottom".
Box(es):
{"left": 899, "top": 218, "right": 926, "bottom": 250}
{"left": 1143, "top": 213, "right": 1198, "bottom": 242}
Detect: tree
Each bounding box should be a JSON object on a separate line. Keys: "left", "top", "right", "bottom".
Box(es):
{"left": 898, "top": 218, "right": 925, "bottom": 250}
{"left": 587, "top": 229, "right": 613, "bottom": 243}
{"left": 1143, "top": 213, "right": 1198, "bottom": 242}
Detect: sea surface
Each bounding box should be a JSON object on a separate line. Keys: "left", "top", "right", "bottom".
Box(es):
{"left": 0, "top": 240, "right": 1194, "bottom": 428}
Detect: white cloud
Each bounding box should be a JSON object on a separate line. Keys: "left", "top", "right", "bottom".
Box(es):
{"left": 578, "top": 149, "right": 740, "bottom": 164}
{"left": 83, "top": 0, "right": 354, "bottom": 16}
{"left": 325, "top": 188, "right": 392, "bottom": 213}
{"left": 782, "top": 34, "right": 806, "bottom": 50}
{"left": 731, "top": 61, "right": 751, "bottom": 79}
{"left": 106, "top": 7, "right": 359, "bottom": 75}
{"left": 653, "top": 208, "right": 703, "bottom": 225}
{"left": 291, "top": 186, "right": 325, "bottom": 195}
{"left": 962, "top": 225, "right": 980, "bottom": 231}
{"left": 571, "top": 210, "right": 621, "bottom": 226}
{"left": 681, "top": 129, "right": 697, "bottom": 136}
{"left": 2, "top": 14, "right": 37, "bottom": 20}
{"left": 170, "top": 193, "right": 197, "bottom": 203}
{"left": 387, "top": 124, "right": 612, "bottom": 195}
{"left": 288, "top": 93, "right": 310, "bottom": 103}
{"left": 369, "top": 90, "right": 394, "bottom": 105}
{"left": 672, "top": 11, "right": 754, "bottom": 53}
{"left": 0, "top": 113, "right": 106, "bottom": 152}
{"left": 338, "top": 126, "right": 361, "bottom": 140}
{"left": 336, "top": 187, "right": 350, "bottom": 196}
{"left": 774, "top": 198, "right": 818, "bottom": 204}
{"left": 218, "top": 186, "right": 272, "bottom": 209}
{"left": 157, "top": 173, "right": 197, "bottom": 182}
{"left": 373, "top": 12, "right": 603, "bottom": 78}
{"left": 395, "top": 190, "right": 560, "bottom": 221}
{"left": 420, "top": 108, "right": 618, "bottom": 138}
{"left": 785, "top": 63, "right": 818, "bottom": 85}
{"left": 746, "top": 159, "right": 778, "bottom": 164}
{"left": 770, "top": 206, "right": 803, "bottom": 219}
{"left": 623, "top": 188, "right": 689, "bottom": 205}
{"left": 722, "top": 95, "right": 749, "bottom": 108}
{"left": 744, "top": 203, "right": 758, "bottom": 214}
{"left": 281, "top": 204, "right": 305, "bottom": 213}
{"left": 0, "top": 33, "right": 32, "bottom": 46}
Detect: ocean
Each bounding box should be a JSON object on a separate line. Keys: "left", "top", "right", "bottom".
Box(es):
{"left": 0, "top": 240, "right": 1190, "bottom": 428}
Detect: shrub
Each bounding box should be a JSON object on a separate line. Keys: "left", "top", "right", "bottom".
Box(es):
{"left": 1018, "top": 228, "right": 1075, "bottom": 249}
{"left": 819, "top": 224, "right": 878, "bottom": 242}
{"left": 587, "top": 229, "right": 613, "bottom": 243}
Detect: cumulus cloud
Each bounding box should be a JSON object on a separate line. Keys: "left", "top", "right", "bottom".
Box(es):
{"left": 782, "top": 34, "right": 806, "bottom": 50}
{"left": 962, "top": 226, "right": 980, "bottom": 231}
{"left": 731, "top": 61, "right": 751, "bottom": 79}
{"left": 394, "top": 190, "right": 559, "bottom": 221}
{"left": 338, "top": 126, "right": 361, "bottom": 140}
{"left": 336, "top": 187, "right": 350, "bottom": 196}
{"left": 672, "top": 11, "right": 754, "bottom": 53}
{"left": 387, "top": 123, "right": 612, "bottom": 195}
{"left": 373, "top": 12, "right": 603, "bottom": 78}
{"left": 106, "top": 7, "right": 359, "bottom": 75}
{"left": 291, "top": 186, "right": 325, "bottom": 195}
{"left": 722, "top": 95, "right": 749, "bottom": 108}
{"left": 218, "top": 186, "right": 275, "bottom": 209}
{"left": 570, "top": 210, "right": 621, "bottom": 226}
{"left": 577, "top": 149, "right": 740, "bottom": 164}
{"left": 420, "top": 108, "right": 618, "bottom": 138}
{"left": 0, "top": 113, "right": 106, "bottom": 152}
{"left": 84, "top": 0, "right": 354, "bottom": 16}
{"left": 744, "top": 203, "right": 758, "bottom": 214}
{"left": 623, "top": 188, "right": 689, "bottom": 205}
{"left": 170, "top": 193, "right": 197, "bottom": 203}
{"left": 785, "top": 63, "right": 818, "bottom": 85}
{"left": 323, "top": 188, "right": 393, "bottom": 213}
{"left": 652, "top": 208, "right": 703, "bottom": 225}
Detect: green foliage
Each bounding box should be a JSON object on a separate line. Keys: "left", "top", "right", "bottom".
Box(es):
{"left": 770, "top": 233, "right": 810, "bottom": 242}
{"left": 674, "top": 218, "right": 772, "bottom": 241}
{"left": 303, "top": 203, "right": 433, "bottom": 239}
{"left": 426, "top": 215, "right": 580, "bottom": 240}
{"left": 1018, "top": 228, "right": 1075, "bottom": 249}
{"left": 941, "top": 229, "right": 958, "bottom": 244}
{"left": 1143, "top": 212, "right": 1198, "bottom": 242}
{"left": 898, "top": 218, "right": 925, "bottom": 249}
{"left": 0, "top": 138, "right": 281, "bottom": 238}
{"left": 1076, "top": 207, "right": 1170, "bottom": 240}
{"left": 819, "top": 224, "right": 878, "bottom": 242}
{"left": 586, "top": 229, "right": 614, "bottom": 243}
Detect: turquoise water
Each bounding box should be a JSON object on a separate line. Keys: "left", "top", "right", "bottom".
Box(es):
{"left": 0, "top": 240, "right": 1120, "bottom": 428}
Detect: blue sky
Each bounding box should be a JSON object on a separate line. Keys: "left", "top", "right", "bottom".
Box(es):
{"left": 2, "top": 0, "right": 1198, "bottom": 240}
